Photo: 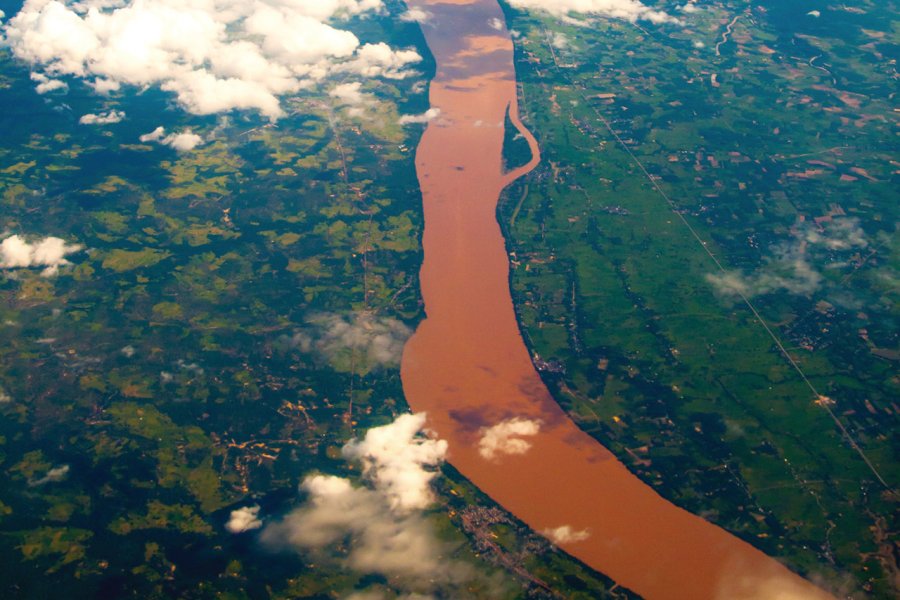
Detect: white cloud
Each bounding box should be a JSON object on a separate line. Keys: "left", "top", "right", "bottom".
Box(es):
{"left": 337, "top": 43, "right": 422, "bottom": 79}
{"left": 551, "top": 32, "right": 570, "bottom": 49}
{"left": 139, "top": 126, "right": 203, "bottom": 151}
{"left": 162, "top": 129, "right": 203, "bottom": 151}
{"left": 139, "top": 126, "right": 166, "bottom": 143}
{"left": 265, "top": 474, "right": 459, "bottom": 581}
{"left": 87, "top": 77, "right": 120, "bottom": 94}
{"left": 29, "top": 464, "right": 70, "bottom": 487}
{"left": 399, "top": 107, "right": 440, "bottom": 125}
{"left": 804, "top": 217, "right": 868, "bottom": 250}
{"left": 542, "top": 524, "right": 590, "bottom": 544}
{"left": 0, "top": 388, "right": 11, "bottom": 404}
{"left": 0, "top": 10, "right": 5, "bottom": 20}
{"left": 288, "top": 312, "right": 413, "bottom": 372}
{"left": 478, "top": 417, "right": 541, "bottom": 461}
{"left": 226, "top": 505, "right": 263, "bottom": 533}
{"left": 262, "top": 414, "right": 470, "bottom": 590}
{"left": 342, "top": 413, "right": 448, "bottom": 512}
{"left": 714, "top": 560, "right": 836, "bottom": 600}
{"left": 707, "top": 254, "right": 822, "bottom": 299}
{"left": 79, "top": 109, "right": 124, "bottom": 124}
{"left": 1, "top": 235, "right": 35, "bottom": 269}
{"left": 330, "top": 81, "right": 367, "bottom": 105}
{"left": 30, "top": 71, "right": 67, "bottom": 94}
{"left": 707, "top": 218, "right": 869, "bottom": 300}
{"left": 3, "top": 0, "right": 421, "bottom": 120}
{"left": 488, "top": 17, "right": 504, "bottom": 30}
{"left": 400, "top": 8, "right": 431, "bottom": 23}
{"left": 506, "top": 0, "right": 676, "bottom": 23}
{"left": 1, "top": 234, "right": 83, "bottom": 277}
{"left": 678, "top": 2, "right": 700, "bottom": 13}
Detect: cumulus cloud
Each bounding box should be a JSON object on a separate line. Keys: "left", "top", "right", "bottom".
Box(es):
{"left": 804, "top": 217, "right": 868, "bottom": 250}
{"left": 287, "top": 312, "right": 413, "bottom": 373}
{"left": 542, "top": 524, "right": 590, "bottom": 544}
{"left": 162, "top": 130, "right": 203, "bottom": 151}
{"left": 342, "top": 413, "right": 448, "bottom": 511}
{"left": 28, "top": 464, "right": 70, "bottom": 487}
{"left": 264, "top": 474, "right": 461, "bottom": 582}
{"left": 1, "top": 234, "right": 83, "bottom": 276}
{"left": 226, "top": 505, "right": 263, "bottom": 533}
{"left": 337, "top": 42, "right": 422, "bottom": 79}
{"left": 3, "top": 0, "right": 421, "bottom": 120}
{"left": 0, "top": 387, "right": 11, "bottom": 404}
{"left": 79, "top": 109, "right": 124, "bottom": 124}
{"left": 399, "top": 107, "right": 441, "bottom": 125}
{"left": 330, "top": 81, "right": 368, "bottom": 105}
{"left": 139, "top": 126, "right": 203, "bottom": 151}
{"left": 400, "top": 8, "right": 431, "bottom": 23}
{"left": 714, "top": 558, "right": 839, "bottom": 600}
{"left": 551, "top": 32, "right": 570, "bottom": 50}
{"left": 478, "top": 417, "right": 541, "bottom": 461}
{"left": 30, "top": 71, "right": 67, "bottom": 94}
{"left": 707, "top": 253, "right": 822, "bottom": 299}
{"left": 262, "top": 414, "right": 471, "bottom": 592}
{"left": 139, "top": 126, "right": 166, "bottom": 143}
{"left": 488, "top": 17, "right": 504, "bottom": 30}
{"left": 707, "top": 218, "right": 870, "bottom": 300}
{"left": 506, "top": 0, "right": 676, "bottom": 23}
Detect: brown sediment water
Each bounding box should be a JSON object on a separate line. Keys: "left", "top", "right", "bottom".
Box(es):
{"left": 399, "top": 1, "right": 834, "bottom": 598}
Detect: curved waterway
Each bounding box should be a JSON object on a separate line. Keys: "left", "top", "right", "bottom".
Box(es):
{"left": 400, "top": 1, "right": 833, "bottom": 598}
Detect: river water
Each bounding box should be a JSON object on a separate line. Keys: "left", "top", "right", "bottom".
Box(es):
{"left": 399, "top": 1, "right": 833, "bottom": 598}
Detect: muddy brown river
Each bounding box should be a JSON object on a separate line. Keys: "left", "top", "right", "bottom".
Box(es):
{"left": 399, "top": 1, "right": 834, "bottom": 598}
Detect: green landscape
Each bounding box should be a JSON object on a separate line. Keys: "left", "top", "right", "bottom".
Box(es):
{"left": 499, "top": 0, "right": 897, "bottom": 595}
{"left": 0, "top": 1, "right": 635, "bottom": 597}
{"left": 0, "top": 0, "right": 896, "bottom": 598}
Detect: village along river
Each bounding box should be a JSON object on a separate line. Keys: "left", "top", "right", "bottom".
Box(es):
{"left": 399, "top": 1, "right": 834, "bottom": 598}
